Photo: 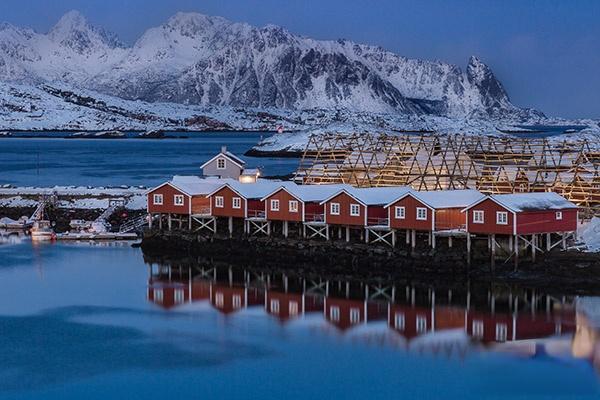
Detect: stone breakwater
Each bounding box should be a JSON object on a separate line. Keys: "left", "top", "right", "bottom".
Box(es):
{"left": 141, "top": 230, "right": 600, "bottom": 294}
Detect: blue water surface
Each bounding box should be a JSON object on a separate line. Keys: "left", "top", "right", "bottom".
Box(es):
{"left": 0, "top": 240, "right": 599, "bottom": 399}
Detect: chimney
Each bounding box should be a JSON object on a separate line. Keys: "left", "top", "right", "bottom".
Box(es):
{"left": 221, "top": 146, "right": 227, "bottom": 153}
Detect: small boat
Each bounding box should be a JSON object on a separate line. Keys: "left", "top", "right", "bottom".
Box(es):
{"left": 0, "top": 216, "right": 32, "bottom": 230}
{"left": 30, "top": 220, "right": 56, "bottom": 241}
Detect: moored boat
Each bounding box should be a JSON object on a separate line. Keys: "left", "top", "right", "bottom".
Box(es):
{"left": 30, "top": 220, "right": 56, "bottom": 241}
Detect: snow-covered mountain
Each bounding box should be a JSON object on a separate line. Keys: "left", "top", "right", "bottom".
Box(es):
{"left": 0, "top": 10, "right": 543, "bottom": 119}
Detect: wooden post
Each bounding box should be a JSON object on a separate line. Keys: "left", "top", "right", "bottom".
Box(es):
{"left": 168, "top": 214, "right": 172, "bottom": 230}
{"left": 325, "top": 225, "right": 329, "bottom": 240}
{"left": 365, "top": 229, "right": 369, "bottom": 243}
{"left": 431, "top": 232, "right": 436, "bottom": 249}
{"left": 346, "top": 226, "right": 350, "bottom": 242}
{"left": 562, "top": 232, "right": 566, "bottom": 250}
{"left": 148, "top": 213, "right": 153, "bottom": 229}
{"left": 392, "top": 229, "right": 396, "bottom": 247}
{"left": 284, "top": 221, "right": 288, "bottom": 238}
{"left": 267, "top": 222, "right": 271, "bottom": 235}
{"left": 158, "top": 213, "right": 162, "bottom": 229}
{"left": 491, "top": 234, "right": 496, "bottom": 271}
{"left": 514, "top": 235, "right": 519, "bottom": 271}
{"left": 406, "top": 229, "right": 410, "bottom": 244}
{"left": 448, "top": 236, "right": 452, "bottom": 248}
{"left": 338, "top": 227, "right": 342, "bottom": 239}
{"left": 188, "top": 215, "right": 192, "bottom": 230}
{"left": 411, "top": 230, "right": 416, "bottom": 249}
{"left": 303, "top": 224, "right": 306, "bottom": 238}
{"left": 213, "top": 217, "right": 217, "bottom": 233}
{"left": 546, "top": 233, "right": 551, "bottom": 251}
{"left": 228, "top": 217, "right": 233, "bottom": 237}
{"left": 531, "top": 234, "right": 536, "bottom": 263}
{"left": 427, "top": 231, "right": 432, "bottom": 246}
{"left": 466, "top": 234, "right": 471, "bottom": 258}
{"left": 508, "top": 235, "right": 513, "bottom": 252}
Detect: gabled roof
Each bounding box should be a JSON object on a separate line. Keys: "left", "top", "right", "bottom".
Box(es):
{"left": 207, "top": 180, "right": 297, "bottom": 200}
{"left": 262, "top": 184, "right": 352, "bottom": 203}
{"left": 385, "top": 189, "right": 485, "bottom": 210}
{"left": 319, "top": 188, "right": 367, "bottom": 206}
{"left": 200, "top": 151, "right": 246, "bottom": 169}
{"left": 462, "top": 192, "right": 578, "bottom": 213}
{"left": 148, "top": 176, "right": 235, "bottom": 196}
{"left": 350, "top": 186, "right": 411, "bottom": 206}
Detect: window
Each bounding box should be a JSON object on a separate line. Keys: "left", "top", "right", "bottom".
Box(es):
{"left": 289, "top": 301, "right": 299, "bottom": 316}
{"left": 270, "top": 299, "right": 280, "bottom": 314}
{"left": 289, "top": 200, "right": 299, "bottom": 213}
{"left": 174, "top": 289, "right": 184, "bottom": 304}
{"left": 153, "top": 289, "right": 163, "bottom": 303}
{"left": 330, "top": 306, "right": 340, "bottom": 321}
{"left": 330, "top": 202, "right": 340, "bottom": 215}
{"left": 153, "top": 194, "right": 163, "bottom": 205}
{"left": 217, "top": 157, "right": 226, "bottom": 169}
{"left": 495, "top": 323, "right": 508, "bottom": 342}
{"left": 350, "top": 203, "right": 360, "bottom": 216}
{"left": 416, "top": 207, "right": 427, "bottom": 221}
{"left": 473, "top": 210, "right": 484, "bottom": 224}
{"left": 215, "top": 292, "right": 224, "bottom": 307}
{"left": 232, "top": 295, "right": 242, "bottom": 309}
{"left": 496, "top": 211, "right": 508, "bottom": 225}
{"left": 416, "top": 315, "right": 427, "bottom": 333}
{"left": 232, "top": 197, "right": 241, "bottom": 209}
{"left": 215, "top": 196, "right": 224, "bottom": 208}
{"left": 270, "top": 199, "right": 280, "bottom": 211}
{"left": 395, "top": 206, "right": 405, "bottom": 219}
{"left": 472, "top": 320, "right": 484, "bottom": 339}
{"left": 174, "top": 194, "right": 184, "bottom": 206}
{"left": 556, "top": 211, "right": 563, "bottom": 220}
{"left": 350, "top": 308, "right": 361, "bottom": 324}
{"left": 394, "top": 312, "right": 405, "bottom": 330}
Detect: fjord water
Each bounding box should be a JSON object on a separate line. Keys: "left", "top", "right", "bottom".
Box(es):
{"left": 1, "top": 239, "right": 600, "bottom": 399}
{"left": 0, "top": 132, "right": 298, "bottom": 187}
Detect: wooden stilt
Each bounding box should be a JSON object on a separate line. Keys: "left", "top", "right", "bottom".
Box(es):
{"left": 228, "top": 217, "right": 233, "bottom": 238}
{"left": 365, "top": 229, "right": 369, "bottom": 243}
{"left": 391, "top": 229, "right": 396, "bottom": 247}
{"left": 411, "top": 230, "right": 416, "bottom": 249}
{"left": 431, "top": 232, "right": 436, "bottom": 249}
{"left": 346, "top": 226, "right": 350, "bottom": 242}
{"left": 546, "top": 233, "right": 551, "bottom": 251}
{"left": 148, "top": 213, "right": 153, "bottom": 229}
{"left": 448, "top": 236, "right": 452, "bottom": 248}
{"left": 168, "top": 214, "right": 172, "bottom": 230}
{"left": 406, "top": 229, "right": 410, "bottom": 244}
{"left": 188, "top": 215, "right": 192, "bottom": 230}
{"left": 514, "top": 235, "right": 519, "bottom": 271}
{"left": 158, "top": 213, "right": 162, "bottom": 229}
{"left": 532, "top": 234, "right": 536, "bottom": 263}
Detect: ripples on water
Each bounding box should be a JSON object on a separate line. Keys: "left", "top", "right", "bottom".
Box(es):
{"left": 0, "top": 240, "right": 599, "bottom": 398}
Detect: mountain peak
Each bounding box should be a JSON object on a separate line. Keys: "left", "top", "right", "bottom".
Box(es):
{"left": 48, "top": 10, "right": 122, "bottom": 52}
{"left": 50, "top": 10, "right": 89, "bottom": 35}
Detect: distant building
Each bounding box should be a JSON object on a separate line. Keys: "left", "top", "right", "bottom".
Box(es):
{"left": 200, "top": 146, "right": 261, "bottom": 182}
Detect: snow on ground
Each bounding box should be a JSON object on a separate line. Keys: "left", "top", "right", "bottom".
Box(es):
{"left": 579, "top": 217, "right": 600, "bottom": 252}
{"left": 0, "top": 186, "right": 147, "bottom": 210}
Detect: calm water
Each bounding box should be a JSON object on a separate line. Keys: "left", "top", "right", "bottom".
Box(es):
{"left": 0, "top": 132, "right": 299, "bottom": 187}
{"left": 0, "top": 238, "right": 599, "bottom": 399}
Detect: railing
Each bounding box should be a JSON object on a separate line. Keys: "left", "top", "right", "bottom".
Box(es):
{"left": 435, "top": 223, "right": 467, "bottom": 232}
{"left": 367, "top": 217, "right": 389, "bottom": 226}
{"left": 193, "top": 206, "right": 212, "bottom": 216}
{"left": 247, "top": 210, "right": 266, "bottom": 219}
{"left": 119, "top": 214, "right": 149, "bottom": 233}
{"left": 304, "top": 213, "right": 325, "bottom": 223}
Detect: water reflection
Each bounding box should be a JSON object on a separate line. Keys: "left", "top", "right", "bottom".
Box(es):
{"left": 146, "top": 261, "right": 600, "bottom": 369}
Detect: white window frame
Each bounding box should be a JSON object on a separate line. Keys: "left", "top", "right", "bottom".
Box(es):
{"left": 215, "top": 292, "right": 224, "bottom": 307}
{"left": 556, "top": 211, "right": 563, "bottom": 220}
{"left": 154, "top": 289, "right": 163, "bottom": 303}
{"left": 416, "top": 315, "right": 427, "bottom": 333}
{"left": 233, "top": 294, "right": 242, "bottom": 309}
{"left": 289, "top": 200, "right": 299, "bottom": 213}
{"left": 416, "top": 207, "right": 427, "bottom": 221}
{"left": 174, "top": 194, "right": 184, "bottom": 206}
{"left": 174, "top": 289, "right": 184, "bottom": 304}
{"left": 232, "top": 197, "right": 241, "bottom": 209}
{"left": 350, "top": 203, "right": 360, "bottom": 217}
{"left": 289, "top": 301, "right": 299, "bottom": 316}
{"left": 217, "top": 157, "right": 226, "bottom": 170}
{"left": 330, "top": 306, "right": 340, "bottom": 321}
{"left": 153, "top": 194, "right": 163, "bottom": 205}
{"left": 394, "top": 312, "right": 405, "bottom": 330}
{"left": 270, "top": 299, "right": 280, "bottom": 314}
{"left": 472, "top": 320, "right": 484, "bottom": 339}
{"left": 330, "top": 202, "right": 340, "bottom": 216}
{"left": 215, "top": 196, "right": 224, "bottom": 208}
{"left": 270, "top": 199, "right": 280, "bottom": 211}
{"left": 349, "top": 308, "right": 361, "bottom": 324}
{"left": 495, "top": 323, "right": 508, "bottom": 342}
{"left": 395, "top": 206, "right": 405, "bottom": 219}
{"left": 496, "top": 211, "right": 508, "bottom": 225}
{"left": 473, "top": 210, "right": 484, "bottom": 224}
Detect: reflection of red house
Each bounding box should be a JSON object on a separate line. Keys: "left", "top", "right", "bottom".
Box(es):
{"left": 324, "top": 298, "right": 388, "bottom": 331}
{"left": 265, "top": 291, "right": 305, "bottom": 322}
{"left": 388, "top": 304, "right": 433, "bottom": 340}
{"left": 210, "top": 285, "right": 247, "bottom": 315}
{"left": 148, "top": 279, "right": 212, "bottom": 309}
{"left": 435, "top": 306, "right": 467, "bottom": 331}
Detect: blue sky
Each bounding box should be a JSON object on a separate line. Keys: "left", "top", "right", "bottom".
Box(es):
{"left": 1, "top": 0, "right": 599, "bottom": 119}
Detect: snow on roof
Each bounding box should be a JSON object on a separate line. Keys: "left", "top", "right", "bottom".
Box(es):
{"left": 225, "top": 151, "right": 246, "bottom": 166}
{"left": 241, "top": 168, "right": 261, "bottom": 176}
{"left": 412, "top": 189, "right": 485, "bottom": 209}
{"left": 349, "top": 186, "right": 411, "bottom": 205}
{"left": 199, "top": 151, "right": 246, "bottom": 169}
{"left": 286, "top": 184, "right": 354, "bottom": 202}
{"left": 227, "top": 179, "right": 297, "bottom": 199}
{"left": 169, "top": 175, "right": 236, "bottom": 195}
{"left": 488, "top": 192, "right": 578, "bottom": 212}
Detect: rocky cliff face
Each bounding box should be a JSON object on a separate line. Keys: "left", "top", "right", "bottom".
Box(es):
{"left": 0, "top": 10, "right": 544, "bottom": 120}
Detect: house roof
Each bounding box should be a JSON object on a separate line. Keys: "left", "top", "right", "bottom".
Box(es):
{"left": 148, "top": 176, "right": 235, "bottom": 196}
{"left": 414, "top": 190, "right": 485, "bottom": 209}
{"left": 241, "top": 168, "right": 261, "bottom": 176}
{"left": 285, "top": 184, "right": 353, "bottom": 202}
{"left": 209, "top": 180, "right": 298, "bottom": 199}
{"left": 350, "top": 186, "right": 411, "bottom": 206}
{"left": 464, "top": 192, "right": 578, "bottom": 213}
{"left": 200, "top": 151, "right": 246, "bottom": 169}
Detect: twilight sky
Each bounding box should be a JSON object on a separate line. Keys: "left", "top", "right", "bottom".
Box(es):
{"left": 1, "top": 0, "right": 599, "bottom": 119}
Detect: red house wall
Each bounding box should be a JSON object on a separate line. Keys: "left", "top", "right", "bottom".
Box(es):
{"left": 324, "top": 193, "right": 366, "bottom": 226}
{"left": 434, "top": 208, "right": 466, "bottom": 231}
{"left": 265, "top": 189, "right": 303, "bottom": 222}
{"left": 191, "top": 196, "right": 211, "bottom": 215}
{"left": 304, "top": 202, "right": 325, "bottom": 222}
{"left": 147, "top": 184, "right": 190, "bottom": 215}
{"left": 516, "top": 209, "right": 578, "bottom": 234}
{"left": 388, "top": 195, "right": 433, "bottom": 231}
{"left": 465, "top": 199, "right": 514, "bottom": 235}
{"left": 367, "top": 205, "right": 388, "bottom": 226}
{"left": 210, "top": 187, "right": 246, "bottom": 218}
{"left": 247, "top": 199, "right": 265, "bottom": 218}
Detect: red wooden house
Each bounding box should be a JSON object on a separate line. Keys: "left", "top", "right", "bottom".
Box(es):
{"left": 462, "top": 193, "right": 578, "bottom": 236}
